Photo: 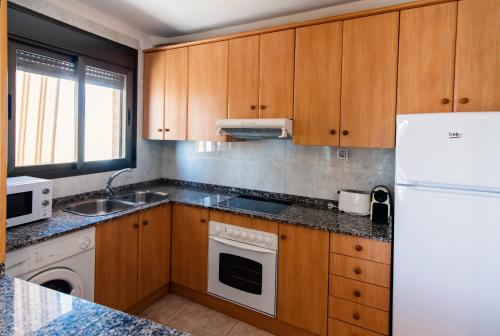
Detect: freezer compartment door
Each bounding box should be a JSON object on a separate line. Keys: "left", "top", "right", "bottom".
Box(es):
{"left": 396, "top": 112, "right": 500, "bottom": 191}
{"left": 393, "top": 185, "right": 500, "bottom": 336}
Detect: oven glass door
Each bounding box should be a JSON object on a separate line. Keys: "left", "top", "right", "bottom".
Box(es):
{"left": 208, "top": 236, "right": 277, "bottom": 316}
{"left": 7, "top": 190, "right": 36, "bottom": 226}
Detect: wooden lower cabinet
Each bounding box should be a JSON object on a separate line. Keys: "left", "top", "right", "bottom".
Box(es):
{"left": 278, "top": 224, "right": 329, "bottom": 336}
{"left": 171, "top": 205, "right": 209, "bottom": 292}
{"left": 328, "top": 319, "right": 384, "bottom": 336}
{"left": 138, "top": 205, "right": 171, "bottom": 300}
{"left": 328, "top": 233, "right": 391, "bottom": 336}
{"left": 95, "top": 205, "right": 171, "bottom": 311}
{"left": 329, "top": 297, "right": 389, "bottom": 335}
{"left": 95, "top": 214, "right": 140, "bottom": 311}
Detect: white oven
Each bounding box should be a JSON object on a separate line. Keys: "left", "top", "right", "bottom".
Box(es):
{"left": 7, "top": 176, "right": 53, "bottom": 228}
{"left": 208, "top": 221, "right": 278, "bottom": 317}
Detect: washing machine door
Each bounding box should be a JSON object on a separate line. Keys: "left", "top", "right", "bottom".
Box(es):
{"left": 28, "top": 268, "right": 84, "bottom": 298}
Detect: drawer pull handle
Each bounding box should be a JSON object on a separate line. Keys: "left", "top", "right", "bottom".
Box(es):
{"left": 200, "top": 218, "right": 207, "bottom": 223}
{"left": 142, "top": 220, "right": 149, "bottom": 226}
{"left": 353, "top": 289, "right": 361, "bottom": 297}
{"left": 342, "top": 130, "right": 349, "bottom": 136}
{"left": 330, "top": 129, "right": 336, "bottom": 135}
{"left": 441, "top": 98, "right": 450, "bottom": 104}
{"left": 353, "top": 312, "right": 361, "bottom": 320}
{"left": 133, "top": 223, "right": 139, "bottom": 229}
{"left": 354, "top": 267, "right": 362, "bottom": 275}
{"left": 354, "top": 244, "right": 363, "bottom": 251}
{"left": 280, "top": 234, "right": 287, "bottom": 240}
{"left": 459, "top": 97, "right": 469, "bottom": 104}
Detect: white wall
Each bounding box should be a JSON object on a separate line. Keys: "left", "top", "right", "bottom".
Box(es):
{"left": 10, "top": 0, "right": 164, "bottom": 198}
{"left": 153, "top": 0, "right": 415, "bottom": 45}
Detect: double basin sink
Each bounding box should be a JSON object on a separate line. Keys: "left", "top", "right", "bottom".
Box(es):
{"left": 64, "top": 191, "right": 169, "bottom": 217}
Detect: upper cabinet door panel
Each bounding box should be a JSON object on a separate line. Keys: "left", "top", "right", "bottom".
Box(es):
{"left": 454, "top": 0, "right": 500, "bottom": 112}
{"left": 228, "top": 36, "right": 260, "bottom": 119}
{"left": 340, "top": 12, "right": 399, "bottom": 149}
{"left": 143, "top": 51, "right": 165, "bottom": 140}
{"left": 164, "top": 48, "right": 188, "bottom": 140}
{"left": 188, "top": 41, "right": 228, "bottom": 142}
{"left": 259, "top": 29, "right": 295, "bottom": 119}
{"left": 397, "top": 2, "right": 457, "bottom": 114}
{"left": 294, "top": 22, "right": 343, "bottom": 146}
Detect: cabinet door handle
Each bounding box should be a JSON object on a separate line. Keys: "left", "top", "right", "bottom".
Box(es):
{"left": 142, "top": 220, "right": 149, "bottom": 226}
{"left": 459, "top": 97, "right": 469, "bottom": 104}
{"left": 165, "top": 128, "right": 170, "bottom": 132}
{"left": 250, "top": 105, "right": 257, "bottom": 110}
{"left": 352, "top": 312, "right": 361, "bottom": 320}
{"left": 133, "top": 223, "right": 139, "bottom": 229}
{"left": 354, "top": 244, "right": 363, "bottom": 252}
{"left": 330, "top": 129, "right": 336, "bottom": 135}
{"left": 260, "top": 105, "right": 267, "bottom": 110}
{"left": 200, "top": 218, "right": 207, "bottom": 223}
{"left": 353, "top": 267, "right": 362, "bottom": 275}
{"left": 342, "top": 130, "right": 349, "bottom": 136}
{"left": 280, "top": 234, "right": 287, "bottom": 240}
{"left": 157, "top": 128, "right": 163, "bottom": 132}
{"left": 353, "top": 289, "right": 361, "bottom": 298}
{"left": 441, "top": 98, "right": 450, "bottom": 105}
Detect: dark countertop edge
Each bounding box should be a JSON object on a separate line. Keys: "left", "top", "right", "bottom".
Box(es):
{"left": 7, "top": 185, "right": 391, "bottom": 252}
{"left": 5, "top": 199, "right": 172, "bottom": 252}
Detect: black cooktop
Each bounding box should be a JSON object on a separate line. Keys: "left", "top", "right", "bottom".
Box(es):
{"left": 217, "top": 195, "right": 294, "bottom": 216}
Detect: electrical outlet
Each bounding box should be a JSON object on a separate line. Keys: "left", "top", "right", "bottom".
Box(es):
{"left": 337, "top": 148, "right": 349, "bottom": 159}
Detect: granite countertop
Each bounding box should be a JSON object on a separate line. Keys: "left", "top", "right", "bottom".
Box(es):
{"left": 0, "top": 275, "right": 187, "bottom": 336}
{"left": 6, "top": 181, "right": 392, "bottom": 252}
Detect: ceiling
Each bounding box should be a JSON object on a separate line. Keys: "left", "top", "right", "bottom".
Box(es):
{"left": 76, "top": 0, "right": 360, "bottom": 37}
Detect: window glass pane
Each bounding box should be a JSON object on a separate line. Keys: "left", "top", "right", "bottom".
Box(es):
{"left": 84, "top": 66, "right": 126, "bottom": 162}
{"left": 15, "top": 49, "right": 77, "bottom": 167}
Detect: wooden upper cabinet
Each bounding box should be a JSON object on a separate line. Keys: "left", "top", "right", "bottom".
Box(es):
{"left": 340, "top": 12, "right": 399, "bottom": 149}
{"left": 143, "top": 51, "right": 165, "bottom": 140}
{"left": 278, "top": 224, "right": 329, "bottom": 336}
{"left": 259, "top": 30, "right": 295, "bottom": 119}
{"left": 171, "top": 205, "right": 209, "bottom": 293}
{"left": 454, "top": 0, "right": 500, "bottom": 112}
{"left": 164, "top": 48, "right": 188, "bottom": 140}
{"left": 294, "top": 22, "right": 343, "bottom": 146}
{"left": 397, "top": 2, "right": 457, "bottom": 114}
{"left": 95, "top": 215, "right": 139, "bottom": 311}
{"left": 138, "top": 205, "right": 171, "bottom": 300}
{"left": 188, "top": 41, "right": 228, "bottom": 142}
{"left": 228, "top": 36, "right": 260, "bottom": 119}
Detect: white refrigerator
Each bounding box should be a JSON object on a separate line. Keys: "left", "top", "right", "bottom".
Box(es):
{"left": 393, "top": 112, "right": 500, "bottom": 336}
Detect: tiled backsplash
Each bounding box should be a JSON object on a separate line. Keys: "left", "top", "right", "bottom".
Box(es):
{"left": 162, "top": 140, "right": 395, "bottom": 201}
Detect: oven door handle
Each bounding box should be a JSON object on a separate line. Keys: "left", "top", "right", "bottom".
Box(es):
{"left": 209, "top": 236, "right": 276, "bottom": 254}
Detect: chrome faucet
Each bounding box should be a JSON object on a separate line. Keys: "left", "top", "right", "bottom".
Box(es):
{"left": 105, "top": 168, "right": 132, "bottom": 198}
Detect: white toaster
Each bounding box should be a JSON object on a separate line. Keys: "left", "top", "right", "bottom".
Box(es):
{"left": 338, "top": 190, "right": 371, "bottom": 216}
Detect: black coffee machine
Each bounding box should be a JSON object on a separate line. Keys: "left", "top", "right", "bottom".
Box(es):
{"left": 370, "top": 185, "right": 392, "bottom": 224}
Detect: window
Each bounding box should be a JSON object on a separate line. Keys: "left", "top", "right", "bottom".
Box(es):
{"left": 7, "top": 4, "right": 137, "bottom": 178}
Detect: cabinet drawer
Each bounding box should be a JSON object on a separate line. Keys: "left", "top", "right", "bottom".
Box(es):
{"left": 329, "top": 297, "right": 389, "bottom": 335}
{"left": 330, "top": 275, "right": 390, "bottom": 311}
{"left": 330, "top": 254, "right": 391, "bottom": 287}
{"left": 328, "top": 318, "right": 384, "bottom": 336}
{"left": 330, "top": 234, "right": 391, "bottom": 264}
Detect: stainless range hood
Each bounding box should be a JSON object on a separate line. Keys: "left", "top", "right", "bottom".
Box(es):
{"left": 216, "top": 119, "right": 293, "bottom": 140}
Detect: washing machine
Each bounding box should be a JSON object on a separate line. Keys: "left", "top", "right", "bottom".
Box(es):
{"left": 5, "top": 227, "right": 95, "bottom": 301}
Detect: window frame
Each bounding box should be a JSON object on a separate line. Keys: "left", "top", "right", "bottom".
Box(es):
{"left": 7, "top": 36, "right": 137, "bottom": 179}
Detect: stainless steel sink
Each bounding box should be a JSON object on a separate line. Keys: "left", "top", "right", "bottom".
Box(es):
{"left": 115, "top": 191, "right": 169, "bottom": 204}
{"left": 64, "top": 199, "right": 136, "bottom": 216}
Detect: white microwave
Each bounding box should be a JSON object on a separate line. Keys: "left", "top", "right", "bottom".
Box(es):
{"left": 7, "top": 176, "right": 53, "bottom": 228}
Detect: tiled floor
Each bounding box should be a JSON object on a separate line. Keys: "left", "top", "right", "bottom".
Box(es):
{"left": 139, "top": 294, "right": 275, "bottom": 336}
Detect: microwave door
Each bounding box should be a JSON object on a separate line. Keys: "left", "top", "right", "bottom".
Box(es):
{"left": 7, "top": 189, "right": 37, "bottom": 227}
